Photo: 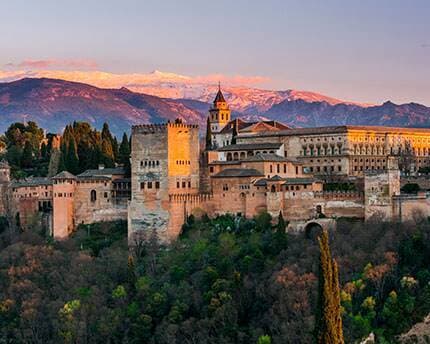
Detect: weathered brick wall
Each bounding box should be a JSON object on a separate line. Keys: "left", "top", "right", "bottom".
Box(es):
{"left": 74, "top": 179, "right": 126, "bottom": 225}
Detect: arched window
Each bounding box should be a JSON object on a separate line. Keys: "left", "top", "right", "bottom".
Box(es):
{"left": 90, "top": 190, "right": 97, "bottom": 202}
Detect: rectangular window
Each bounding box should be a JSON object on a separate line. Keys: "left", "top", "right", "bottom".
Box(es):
{"left": 277, "top": 164, "right": 280, "bottom": 173}
{"left": 104, "top": 192, "right": 108, "bottom": 198}
{"left": 182, "top": 181, "right": 186, "bottom": 188}
{"left": 176, "top": 181, "right": 180, "bottom": 188}
{"left": 140, "top": 182, "right": 145, "bottom": 190}
{"left": 155, "top": 181, "right": 160, "bottom": 189}
{"left": 283, "top": 164, "right": 287, "bottom": 173}
{"left": 188, "top": 181, "right": 191, "bottom": 188}
{"left": 147, "top": 182, "right": 153, "bottom": 189}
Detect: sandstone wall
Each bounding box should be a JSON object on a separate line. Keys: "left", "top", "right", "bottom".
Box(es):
{"left": 52, "top": 180, "right": 76, "bottom": 239}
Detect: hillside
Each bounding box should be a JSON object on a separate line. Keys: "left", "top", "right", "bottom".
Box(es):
{"left": 1, "top": 77, "right": 430, "bottom": 136}
{"left": 0, "top": 78, "right": 204, "bottom": 135}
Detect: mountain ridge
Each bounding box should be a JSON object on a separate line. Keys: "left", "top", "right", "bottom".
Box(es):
{"left": 1, "top": 77, "right": 430, "bottom": 136}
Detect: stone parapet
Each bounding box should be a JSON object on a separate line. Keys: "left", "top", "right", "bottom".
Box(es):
{"left": 314, "top": 190, "right": 364, "bottom": 200}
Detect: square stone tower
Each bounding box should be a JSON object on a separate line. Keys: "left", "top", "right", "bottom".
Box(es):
{"left": 128, "top": 121, "right": 200, "bottom": 243}
{"left": 52, "top": 171, "right": 76, "bottom": 239}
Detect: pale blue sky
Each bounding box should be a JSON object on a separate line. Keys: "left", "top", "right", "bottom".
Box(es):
{"left": 1, "top": 0, "right": 430, "bottom": 104}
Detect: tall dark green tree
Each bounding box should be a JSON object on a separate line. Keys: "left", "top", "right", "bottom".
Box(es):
{"left": 118, "top": 133, "right": 131, "bottom": 175}
{"left": 231, "top": 119, "right": 238, "bottom": 144}
{"left": 205, "top": 117, "right": 212, "bottom": 150}
{"left": 58, "top": 142, "right": 67, "bottom": 173}
{"left": 21, "top": 141, "right": 33, "bottom": 168}
{"left": 66, "top": 138, "right": 80, "bottom": 175}
{"left": 315, "top": 229, "right": 344, "bottom": 344}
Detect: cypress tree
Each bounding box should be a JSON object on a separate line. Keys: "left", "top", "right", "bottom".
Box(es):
{"left": 66, "top": 138, "right": 80, "bottom": 174}
{"left": 118, "top": 133, "right": 131, "bottom": 175}
{"left": 101, "top": 138, "right": 115, "bottom": 167}
{"left": 21, "top": 141, "right": 33, "bottom": 168}
{"left": 118, "top": 133, "right": 131, "bottom": 165}
{"left": 205, "top": 117, "right": 212, "bottom": 150}
{"left": 58, "top": 142, "right": 67, "bottom": 173}
{"left": 231, "top": 119, "right": 238, "bottom": 144}
{"left": 315, "top": 229, "right": 344, "bottom": 344}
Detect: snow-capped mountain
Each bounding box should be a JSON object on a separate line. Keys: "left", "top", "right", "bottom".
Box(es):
{"left": 0, "top": 69, "right": 370, "bottom": 113}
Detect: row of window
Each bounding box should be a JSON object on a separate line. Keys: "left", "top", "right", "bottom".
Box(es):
{"left": 140, "top": 160, "right": 160, "bottom": 167}
{"left": 176, "top": 160, "right": 191, "bottom": 165}
{"left": 269, "top": 164, "right": 288, "bottom": 174}
{"left": 177, "top": 181, "right": 192, "bottom": 188}
{"left": 55, "top": 192, "right": 73, "bottom": 197}
{"left": 303, "top": 137, "right": 343, "bottom": 143}
{"left": 140, "top": 181, "right": 160, "bottom": 190}
{"left": 307, "top": 166, "right": 342, "bottom": 173}
{"left": 302, "top": 146, "right": 342, "bottom": 156}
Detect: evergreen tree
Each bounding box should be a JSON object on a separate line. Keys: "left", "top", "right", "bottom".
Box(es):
{"left": 118, "top": 133, "right": 130, "bottom": 165}
{"left": 58, "top": 142, "right": 67, "bottom": 173}
{"left": 118, "top": 133, "right": 131, "bottom": 175}
{"left": 277, "top": 211, "right": 287, "bottom": 232}
{"left": 315, "top": 229, "right": 344, "bottom": 344}
{"left": 101, "top": 138, "right": 115, "bottom": 168}
{"left": 40, "top": 142, "right": 48, "bottom": 159}
{"left": 205, "top": 117, "right": 212, "bottom": 150}
{"left": 66, "top": 138, "right": 80, "bottom": 174}
{"left": 21, "top": 141, "right": 33, "bottom": 168}
{"left": 231, "top": 119, "right": 238, "bottom": 144}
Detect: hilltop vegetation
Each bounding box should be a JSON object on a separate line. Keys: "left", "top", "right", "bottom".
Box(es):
{"left": 1, "top": 214, "right": 430, "bottom": 343}
{"left": 0, "top": 121, "right": 130, "bottom": 178}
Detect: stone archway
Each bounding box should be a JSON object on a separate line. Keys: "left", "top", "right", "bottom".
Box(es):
{"left": 304, "top": 222, "right": 323, "bottom": 240}
{"left": 303, "top": 218, "right": 336, "bottom": 240}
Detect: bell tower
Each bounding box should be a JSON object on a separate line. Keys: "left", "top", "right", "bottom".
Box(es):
{"left": 208, "top": 83, "right": 231, "bottom": 134}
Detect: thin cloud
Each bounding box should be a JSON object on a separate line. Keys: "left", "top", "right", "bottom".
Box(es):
{"left": 420, "top": 44, "right": 430, "bottom": 48}
{"left": 6, "top": 58, "right": 99, "bottom": 70}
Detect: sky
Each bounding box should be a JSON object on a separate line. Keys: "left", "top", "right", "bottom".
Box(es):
{"left": 1, "top": 0, "right": 430, "bottom": 105}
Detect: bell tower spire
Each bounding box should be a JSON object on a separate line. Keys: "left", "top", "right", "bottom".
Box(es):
{"left": 208, "top": 83, "right": 230, "bottom": 139}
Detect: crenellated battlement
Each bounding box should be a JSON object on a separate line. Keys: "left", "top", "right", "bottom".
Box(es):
{"left": 132, "top": 122, "right": 199, "bottom": 134}
{"left": 314, "top": 190, "right": 364, "bottom": 200}
{"left": 169, "top": 192, "right": 213, "bottom": 203}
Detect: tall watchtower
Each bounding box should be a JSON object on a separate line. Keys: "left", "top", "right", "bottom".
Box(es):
{"left": 208, "top": 85, "right": 231, "bottom": 135}
{"left": 128, "top": 120, "right": 200, "bottom": 243}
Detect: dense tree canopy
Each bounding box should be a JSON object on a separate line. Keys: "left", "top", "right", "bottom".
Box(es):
{"left": 1, "top": 213, "right": 430, "bottom": 343}
{"left": 0, "top": 121, "right": 131, "bottom": 178}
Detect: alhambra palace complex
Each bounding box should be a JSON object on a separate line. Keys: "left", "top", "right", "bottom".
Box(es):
{"left": 2, "top": 88, "right": 430, "bottom": 242}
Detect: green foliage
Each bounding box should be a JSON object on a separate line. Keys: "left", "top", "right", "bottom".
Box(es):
{"left": 315, "top": 229, "right": 344, "bottom": 343}
{"left": 401, "top": 183, "right": 420, "bottom": 194}
{"left": 3, "top": 216, "right": 430, "bottom": 343}
{"left": 324, "top": 182, "right": 356, "bottom": 192}
{"left": 257, "top": 335, "right": 272, "bottom": 344}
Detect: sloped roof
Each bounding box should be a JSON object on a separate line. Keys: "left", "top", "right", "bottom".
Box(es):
{"left": 217, "top": 142, "right": 283, "bottom": 152}
{"left": 219, "top": 119, "right": 290, "bottom": 135}
{"left": 212, "top": 168, "right": 264, "bottom": 178}
{"left": 11, "top": 177, "right": 52, "bottom": 187}
{"left": 52, "top": 171, "right": 76, "bottom": 179}
{"left": 284, "top": 178, "right": 321, "bottom": 185}
{"left": 243, "top": 153, "right": 300, "bottom": 163}
{"left": 214, "top": 89, "right": 226, "bottom": 103}
{"left": 78, "top": 167, "right": 125, "bottom": 178}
